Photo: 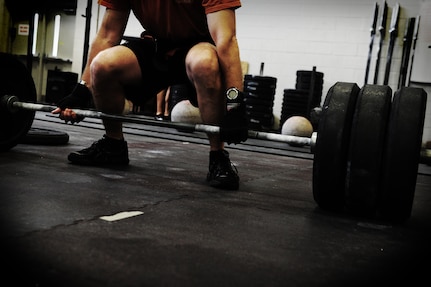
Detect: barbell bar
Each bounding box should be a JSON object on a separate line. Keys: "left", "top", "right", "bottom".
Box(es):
{"left": 2, "top": 94, "right": 315, "bottom": 148}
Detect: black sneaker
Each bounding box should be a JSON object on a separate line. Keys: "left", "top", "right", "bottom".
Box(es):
{"left": 68, "top": 135, "right": 129, "bottom": 166}
{"left": 206, "top": 150, "right": 239, "bottom": 190}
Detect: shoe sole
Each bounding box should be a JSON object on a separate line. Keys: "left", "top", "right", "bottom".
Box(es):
{"left": 68, "top": 153, "right": 129, "bottom": 166}
{"left": 207, "top": 177, "right": 239, "bottom": 191}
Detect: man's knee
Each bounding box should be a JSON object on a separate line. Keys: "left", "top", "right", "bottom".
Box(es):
{"left": 91, "top": 46, "right": 138, "bottom": 81}
{"left": 186, "top": 43, "right": 220, "bottom": 80}
{"left": 90, "top": 50, "right": 117, "bottom": 80}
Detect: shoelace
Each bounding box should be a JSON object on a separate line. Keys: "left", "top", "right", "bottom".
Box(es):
{"left": 211, "top": 158, "right": 237, "bottom": 177}
{"left": 79, "top": 140, "right": 102, "bottom": 154}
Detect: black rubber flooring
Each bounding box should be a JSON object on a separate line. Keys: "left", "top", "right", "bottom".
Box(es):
{"left": 1, "top": 112, "right": 430, "bottom": 286}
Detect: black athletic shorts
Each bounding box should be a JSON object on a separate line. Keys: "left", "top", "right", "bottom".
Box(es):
{"left": 122, "top": 38, "right": 198, "bottom": 107}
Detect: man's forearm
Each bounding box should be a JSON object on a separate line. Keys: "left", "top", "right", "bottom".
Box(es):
{"left": 218, "top": 37, "right": 243, "bottom": 91}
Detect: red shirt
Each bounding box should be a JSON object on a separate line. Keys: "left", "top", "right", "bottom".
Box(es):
{"left": 98, "top": 0, "right": 241, "bottom": 44}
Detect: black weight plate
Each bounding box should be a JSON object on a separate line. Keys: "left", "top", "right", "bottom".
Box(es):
{"left": 283, "top": 100, "right": 309, "bottom": 106}
{"left": 281, "top": 108, "right": 306, "bottom": 116}
{"left": 283, "top": 101, "right": 307, "bottom": 107}
{"left": 281, "top": 113, "right": 308, "bottom": 121}
{"left": 283, "top": 99, "right": 307, "bottom": 105}
{"left": 246, "top": 105, "right": 273, "bottom": 113}
{"left": 281, "top": 109, "right": 308, "bottom": 117}
{"left": 283, "top": 93, "right": 308, "bottom": 100}
{"left": 246, "top": 110, "right": 273, "bottom": 120}
{"left": 296, "top": 78, "right": 324, "bottom": 86}
{"left": 20, "top": 128, "right": 70, "bottom": 145}
{"left": 283, "top": 91, "right": 309, "bottom": 101}
{"left": 282, "top": 98, "right": 308, "bottom": 105}
{"left": 281, "top": 113, "right": 308, "bottom": 120}
{"left": 282, "top": 107, "right": 308, "bottom": 113}
{"left": 297, "top": 76, "right": 324, "bottom": 82}
{"left": 282, "top": 105, "right": 308, "bottom": 112}
{"left": 244, "top": 86, "right": 275, "bottom": 95}
{"left": 379, "top": 87, "right": 427, "bottom": 221}
{"left": 281, "top": 105, "right": 308, "bottom": 112}
{"left": 296, "top": 70, "right": 324, "bottom": 79}
{"left": 312, "top": 82, "right": 360, "bottom": 211}
{"left": 244, "top": 97, "right": 274, "bottom": 107}
{"left": 344, "top": 85, "right": 392, "bottom": 216}
{"left": 282, "top": 103, "right": 308, "bottom": 110}
{"left": 249, "top": 117, "right": 273, "bottom": 126}
{"left": 283, "top": 97, "right": 308, "bottom": 104}
{"left": 245, "top": 91, "right": 275, "bottom": 101}
{"left": 244, "top": 86, "right": 275, "bottom": 96}
{"left": 284, "top": 89, "right": 309, "bottom": 95}
{"left": 283, "top": 98, "right": 309, "bottom": 104}
{"left": 245, "top": 81, "right": 276, "bottom": 89}
{"left": 281, "top": 110, "right": 306, "bottom": 116}
{"left": 296, "top": 82, "right": 323, "bottom": 91}
{"left": 283, "top": 101, "right": 308, "bottom": 107}
{"left": 0, "top": 53, "right": 36, "bottom": 152}
{"left": 296, "top": 80, "right": 324, "bottom": 85}
{"left": 310, "top": 97, "right": 322, "bottom": 106}
{"left": 244, "top": 74, "right": 277, "bottom": 85}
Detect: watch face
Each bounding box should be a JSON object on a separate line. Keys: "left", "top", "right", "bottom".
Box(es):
{"left": 227, "top": 88, "right": 238, "bottom": 100}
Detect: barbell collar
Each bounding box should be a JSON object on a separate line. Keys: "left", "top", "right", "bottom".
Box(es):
{"left": 2, "top": 95, "right": 20, "bottom": 113}
{"left": 310, "top": 132, "right": 317, "bottom": 152}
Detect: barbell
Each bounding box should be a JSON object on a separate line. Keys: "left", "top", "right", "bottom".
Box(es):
{"left": 0, "top": 52, "right": 428, "bottom": 221}
{"left": 2, "top": 94, "right": 315, "bottom": 148}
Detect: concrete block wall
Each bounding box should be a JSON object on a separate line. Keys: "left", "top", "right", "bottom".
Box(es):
{"left": 235, "top": 0, "right": 429, "bottom": 137}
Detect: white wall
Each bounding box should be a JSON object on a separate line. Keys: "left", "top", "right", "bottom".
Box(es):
{"left": 234, "top": 0, "right": 430, "bottom": 140}
{"left": 69, "top": 0, "right": 430, "bottom": 141}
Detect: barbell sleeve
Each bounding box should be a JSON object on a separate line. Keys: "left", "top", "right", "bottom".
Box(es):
{"left": 248, "top": 130, "right": 312, "bottom": 146}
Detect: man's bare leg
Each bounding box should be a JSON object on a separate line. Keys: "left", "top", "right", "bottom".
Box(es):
{"left": 186, "top": 43, "right": 239, "bottom": 190}
{"left": 186, "top": 43, "right": 225, "bottom": 151}
{"left": 90, "top": 46, "right": 142, "bottom": 140}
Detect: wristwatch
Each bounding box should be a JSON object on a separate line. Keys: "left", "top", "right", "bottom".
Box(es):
{"left": 226, "top": 87, "right": 240, "bottom": 100}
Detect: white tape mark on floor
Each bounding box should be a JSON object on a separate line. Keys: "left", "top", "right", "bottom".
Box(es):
{"left": 100, "top": 211, "right": 144, "bottom": 222}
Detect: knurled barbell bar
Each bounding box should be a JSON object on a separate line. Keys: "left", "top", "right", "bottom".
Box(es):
{"left": 2, "top": 95, "right": 315, "bottom": 148}
{"left": 0, "top": 52, "right": 427, "bottom": 221}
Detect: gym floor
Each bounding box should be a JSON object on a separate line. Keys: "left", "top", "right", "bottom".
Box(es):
{"left": 1, "top": 112, "right": 430, "bottom": 287}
